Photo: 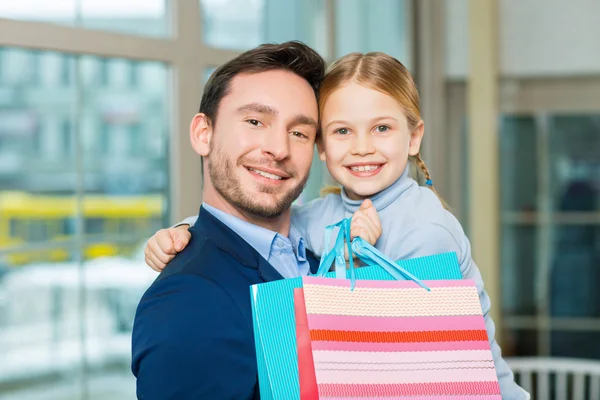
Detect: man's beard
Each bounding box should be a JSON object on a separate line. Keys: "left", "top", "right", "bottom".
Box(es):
{"left": 207, "top": 144, "right": 308, "bottom": 219}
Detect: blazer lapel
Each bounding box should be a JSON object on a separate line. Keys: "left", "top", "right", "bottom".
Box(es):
{"left": 307, "top": 249, "right": 320, "bottom": 274}
{"left": 256, "top": 257, "right": 285, "bottom": 282}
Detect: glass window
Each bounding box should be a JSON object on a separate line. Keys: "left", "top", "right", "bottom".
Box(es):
{"left": 60, "top": 54, "right": 72, "bottom": 86}
{"left": 0, "top": 47, "right": 77, "bottom": 252}
{"left": 548, "top": 115, "right": 600, "bottom": 213}
{"left": 28, "top": 219, "right": 50, "bottom": 242}
{"left": 83, "top": 56, "right": 169, "bottom": 196}
{"left": 500, "top": 116, "right": 538, "bottom": 212}
{"left": 85, "top": 217, "right": 105, "bottom": 234}
{"left": 129, "top": 61, "right": 140, "bottom": 88}
{"left": 334, "top": 0, "right": 412, "bottom": 67}
{"left": 0, "top": 0, "right": 168, "bottom": 37}
{"left": 550, "top": 225, "right": 600, "bottom": 318}
{"left": 0, "top": 48, "right": 169, "bottom": 399}
{"left": 0, "top": 48, "right": 5, "bottom": 82}
{"left": 30, "top": 51, "right": 42, "bottom": 86}
{"left": 61, "top": 119, "right": 74, "bottom": 157}
{"left": 200, "top": 0, "right": 327, "bottom": 54}
{"left": 501, "top": 225, "right": 537, "bottom": 317}
{"left": 0, "top": 249, "right": 83, "bottom": 398}
{"left": 80, "top": 0, "right": 167, "bottom": 37}
{"left": 129, "top": 123, "right": 143, "bottom": 155}
{"left": 200, "top": 0, "right": 264, "bottom": 50}
{"left": 500, "top": 111, "right": 600, "bottom": 361}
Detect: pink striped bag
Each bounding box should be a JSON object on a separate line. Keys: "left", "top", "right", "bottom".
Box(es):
{"left": 299, "top": 276, "right": 501, "bottom": 399}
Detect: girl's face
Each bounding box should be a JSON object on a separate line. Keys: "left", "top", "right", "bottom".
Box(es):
{"left": 319, "top": 82, "right": 424, "bottom": 200}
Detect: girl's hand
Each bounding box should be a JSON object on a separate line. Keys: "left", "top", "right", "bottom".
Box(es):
{"left": 144, "top": 225, "right": 191, "bottom": 272}
{"left": 350, "top": 199, "right": 382, "bottom": 246}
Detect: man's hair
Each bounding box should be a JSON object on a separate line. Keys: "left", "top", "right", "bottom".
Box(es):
{"left": 199, "top": 41, "right": 326, "bottom": 124}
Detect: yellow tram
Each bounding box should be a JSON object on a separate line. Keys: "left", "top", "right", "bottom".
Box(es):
{"left": 0, "top": 191, "right": 165, "bottom": 266}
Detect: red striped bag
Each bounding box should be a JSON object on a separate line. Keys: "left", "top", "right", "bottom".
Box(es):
{"left": 295, "top": 276, "right": 501, "bottom": 399}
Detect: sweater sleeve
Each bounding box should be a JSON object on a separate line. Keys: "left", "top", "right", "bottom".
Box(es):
{"left": 172, "top": 215, "right": 198, "bottom": 228}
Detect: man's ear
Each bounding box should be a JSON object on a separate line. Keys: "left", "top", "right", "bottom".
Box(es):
{"left": 408, "top": 120, "right": 424, "bottom": 156}
{"left": 190, "top": 113, "right": 212, "bottom": 156}
{"left": 317, "top": 137, "right": 326, "bottom": 161}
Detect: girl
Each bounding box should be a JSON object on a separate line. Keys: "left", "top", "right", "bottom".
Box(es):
{"left": 144, "top": 52, "right": 528, "bottom": 399}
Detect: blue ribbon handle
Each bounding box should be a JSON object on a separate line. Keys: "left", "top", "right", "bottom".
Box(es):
{"left": 316, "top": 218, "right": 357, "bottom": 288}
{"left": 315, "top": 220, "right": 342, "bottom": 276}
{"left": 315, "top": 218, "right": 429, "bottom": 292}
{"left": 351, "top": 237, "right": 430, "bottom": 291}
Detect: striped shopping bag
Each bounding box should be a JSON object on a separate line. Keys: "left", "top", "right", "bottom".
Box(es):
{"left": 297, "top": 275, "right": 501, "bottom": 399}
{"left": 250, "top": 218, "right": 464, "bottom": 400}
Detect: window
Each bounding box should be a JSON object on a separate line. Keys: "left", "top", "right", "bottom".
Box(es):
{"left": 0, "top": 0, "right": 169, "bottom": 37}
{"left": 200, "top": 0, "right": 327, "bottom": 54}
{"left": 30, "top": 50, "right": 42, "bottom": 85}
{"left": 60, "top": 55, "right": 71, "bottom": 86}
{"left": 84, "top": 218, "right": 104, "bottom": 234}
{"left": 0, "top": 48, "right": 170, "bottom": 399}
{"left": 200, "top": 0, "right": 264, "bottom": 50}
{"left": 28, "top": 219, "right": 49, "bottom": 242}
{"left": 129, "top": 123, "right": 143, "bottom": 155}
{"left": 99, "top": 58, "right": 110, "bottom": 86}
{"left": 334, "top": 0, "right": 412, "bottom": 66}
{"left": 0, "top": 48, "right": 5, "bottom": 83}
{"left": 61, "top": 119, "right": 73, "bottom": 157}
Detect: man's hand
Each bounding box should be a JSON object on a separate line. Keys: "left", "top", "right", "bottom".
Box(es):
{"left": 350, "top": 199, "right": 382, "bottom": 246}
{"left": 145, "top": 225, "right": 191, "bottom": 272}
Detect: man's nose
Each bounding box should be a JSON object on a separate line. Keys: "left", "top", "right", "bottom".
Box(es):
{"left": 262, "top": 129, "right": 290, "bottom": 161}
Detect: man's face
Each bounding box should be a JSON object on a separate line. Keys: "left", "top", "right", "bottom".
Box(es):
{"left": 205, "top": 70, "right": 318, "bottom": 219}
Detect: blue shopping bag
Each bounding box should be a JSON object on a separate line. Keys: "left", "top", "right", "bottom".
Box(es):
{"left": 249, "top": 218, "right": 462, "bottom": 400}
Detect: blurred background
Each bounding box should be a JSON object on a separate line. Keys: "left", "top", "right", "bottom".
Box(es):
{"left": 0, "top": 0, "right": 599, "bottom": 399}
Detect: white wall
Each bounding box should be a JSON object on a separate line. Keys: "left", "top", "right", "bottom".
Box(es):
{"left": 445, "top": 0, "right": 600, "bottom": 79}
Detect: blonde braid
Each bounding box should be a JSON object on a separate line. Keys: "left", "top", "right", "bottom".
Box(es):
{"left": 320, "top": 185, "right": 342, "bottom": 196}
{"left": 413, "top": 153, "right": 451, "bottom": 210}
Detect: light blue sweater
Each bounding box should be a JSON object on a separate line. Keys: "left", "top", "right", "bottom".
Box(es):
{"left": 181, "top": 167, "right": 527, "bottom": 399}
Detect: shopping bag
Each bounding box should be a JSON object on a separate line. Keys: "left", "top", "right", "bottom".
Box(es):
{"left": 294, "top": 288, "right": 319, "bottom": 400}
{"left": 299, "top": 275, "right": 501, "bottom": 399}
{"left": 250, "top": 218, "right": 463, "bottom": 400}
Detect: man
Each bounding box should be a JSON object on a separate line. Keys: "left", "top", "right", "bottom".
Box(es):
{"left": 132, "top": 41, "right": 326, "bottom": 399}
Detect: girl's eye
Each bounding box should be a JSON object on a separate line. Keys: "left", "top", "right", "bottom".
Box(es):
{"left": 375, "top": 125, "right": 389, "bottom": 133}
{"left": 335, "top": 128, "right": 349, "bottom": 135}
{"left": 247, "top": 119, "right": 262, "bottom": 126}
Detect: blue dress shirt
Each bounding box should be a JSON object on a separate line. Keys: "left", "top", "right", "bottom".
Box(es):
{"left": 202, "top": 203, "right": 310, "bottom": 278}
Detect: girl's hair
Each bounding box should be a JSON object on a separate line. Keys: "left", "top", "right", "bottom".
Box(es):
{"left": 317, "top": 52, "right": 449, "bottom": 210}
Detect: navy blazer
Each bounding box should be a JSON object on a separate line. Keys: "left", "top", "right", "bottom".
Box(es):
{"left": 132, "top": 206, "right": 320, "bottom": 399}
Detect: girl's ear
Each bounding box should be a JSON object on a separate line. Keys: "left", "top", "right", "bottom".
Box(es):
{"left": 317, "top": 136, "right": 326, "bottom": 161}
{"left": 408, "top": 120, "right": 424, "bottom": 156}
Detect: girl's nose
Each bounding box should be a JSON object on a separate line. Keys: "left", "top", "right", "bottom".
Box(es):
{"left": 351, "top": 133, "right": 376, "bottom": 156}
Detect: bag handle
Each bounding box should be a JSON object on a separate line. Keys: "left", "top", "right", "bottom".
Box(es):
{"left": 316, "top": 218, "right": 430, "bottom": 291}
{"left": 315, "top": 218, "right": 354, "bottom": 280}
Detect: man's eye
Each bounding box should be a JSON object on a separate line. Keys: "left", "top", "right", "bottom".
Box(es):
{"left": 291, "top": 131, "right": 308, "bottom": 139}
{"left": 247, "top": 119, "right": 262, "bottom": 126}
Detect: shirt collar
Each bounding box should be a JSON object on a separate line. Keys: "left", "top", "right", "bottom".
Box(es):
{"left": 289, "top": 224, "right": 307, "bottom": 262}
{"left": 202, "top": 203, "right": 306, "bottom": 262}
{"left": 340, "top": 165, "right": 415, "bottom": 214}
